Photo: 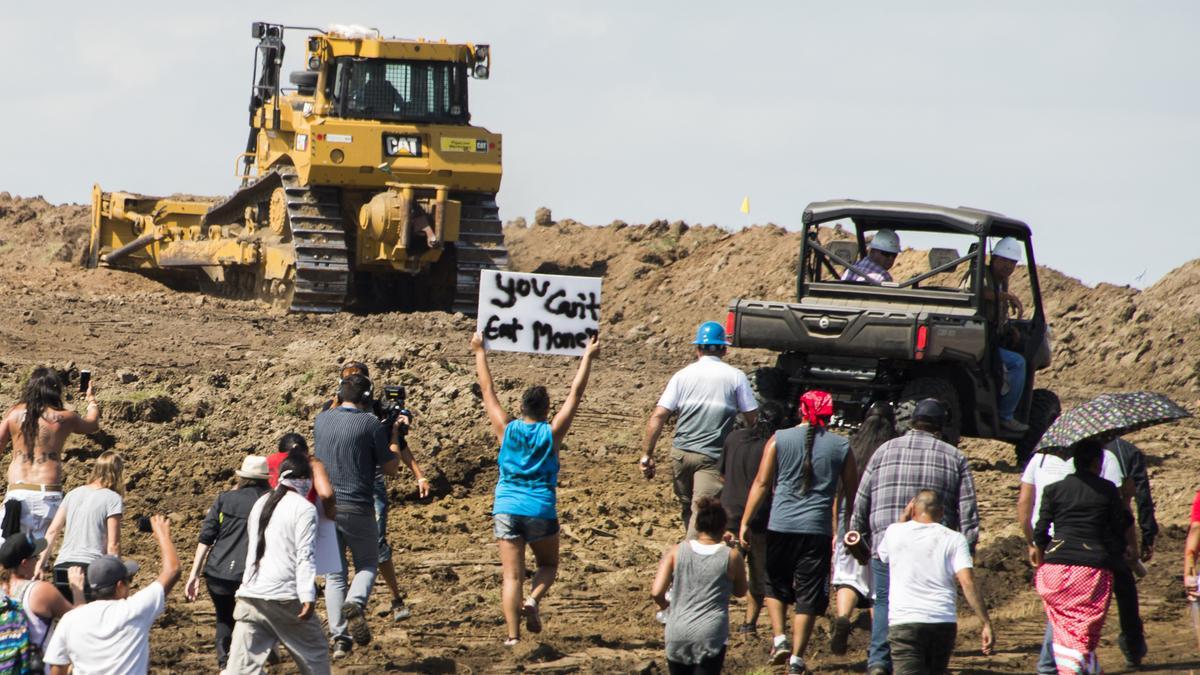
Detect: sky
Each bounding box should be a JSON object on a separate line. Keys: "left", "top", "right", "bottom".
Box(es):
{"left": 6, "top": 2, "right": 1198, "bottom": 288}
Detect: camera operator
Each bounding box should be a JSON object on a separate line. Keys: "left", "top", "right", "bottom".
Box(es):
{"left": 327, "top": 362, "right": 428, "bottom": 625}
{"left": 313, "top": 373, "right": 416, "bottom": 658}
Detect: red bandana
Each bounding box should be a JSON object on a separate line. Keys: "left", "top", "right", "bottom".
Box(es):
{"left": 798, "top": 390, "right": 833, "bottom": 428}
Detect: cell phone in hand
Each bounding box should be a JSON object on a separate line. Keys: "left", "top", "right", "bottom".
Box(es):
{"left": 78, "top": 370, "right": 91, "bottom": 393}
{"left": 136, "top": 516, "right": 153, "bottom": 534}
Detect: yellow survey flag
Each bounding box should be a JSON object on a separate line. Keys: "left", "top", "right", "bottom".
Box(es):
{"left": 740, "top": 196, "right": 750, "bottom": 214}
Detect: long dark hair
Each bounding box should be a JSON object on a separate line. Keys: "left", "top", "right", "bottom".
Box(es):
{"left": 20, "top": 368, "right": 64, "bottom": 452}
{"left": 799, "top": 424, "right": 818, "bottom": 494}
{"left": 749, "top": 401, "right": 787, "bottom": 441}
{"left": 849, "top": 402, "right": 898, "bottom": 479}
{"left": 253, "top": 455, "right": 312, "bottom": 574}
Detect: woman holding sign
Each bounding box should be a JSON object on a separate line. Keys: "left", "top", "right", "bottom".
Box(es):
{"left": 471, "top": 331, "right": 600, "bottom": 646}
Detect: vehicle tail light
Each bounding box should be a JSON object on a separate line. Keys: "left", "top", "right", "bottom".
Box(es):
{"left": 915, "top": 325, "right": 928, "bottom": 361}
{"left": 725, "top": 310, "right": 736, "bottom": 343}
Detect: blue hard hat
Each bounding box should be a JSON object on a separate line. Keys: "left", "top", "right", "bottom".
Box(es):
{"left": 692, "top": 321, "right": 729, "bottom": 346}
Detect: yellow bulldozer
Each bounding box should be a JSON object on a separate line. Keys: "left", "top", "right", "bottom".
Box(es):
{"left": 87, "top": 21, "right": 506, "bottom": 314}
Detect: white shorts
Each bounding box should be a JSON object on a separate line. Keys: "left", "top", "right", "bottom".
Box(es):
{"left": 1, "top": 489, "right": 64, "bottom": 542}
{"left": 831, "top": 537, "right": 872, "bottom": 600}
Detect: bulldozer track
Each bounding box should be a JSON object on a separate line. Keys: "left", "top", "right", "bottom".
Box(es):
{"left": 205, "top": 166, "right": 349, "bottom": 313}
{"left": 453, "top": 192, "right": 509, "bottom": 315}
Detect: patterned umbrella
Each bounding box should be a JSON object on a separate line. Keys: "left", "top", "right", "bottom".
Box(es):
{"left": 1036, "top": 391, "right": 1191, "bottom": 457}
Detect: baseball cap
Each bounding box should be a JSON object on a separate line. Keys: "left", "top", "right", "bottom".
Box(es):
{"left": 87, "top": 555, "right": 140, "bottom": 591}
{"left": 0, "top": 534, "right": 47, "bottom": 570}
{"left": 912, "top": 398, "right": 948, "bottom": 425}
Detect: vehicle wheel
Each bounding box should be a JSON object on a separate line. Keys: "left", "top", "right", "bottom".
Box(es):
{"left": 896, "top": 377, "right": 962, "bottom": 446}
{"left": 1013, "top": 388, "right": 1061, "bottom": 467}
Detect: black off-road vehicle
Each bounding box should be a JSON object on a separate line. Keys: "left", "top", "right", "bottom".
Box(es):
{"left": 727, "top": 200, "right": 1059, "bottom": 461}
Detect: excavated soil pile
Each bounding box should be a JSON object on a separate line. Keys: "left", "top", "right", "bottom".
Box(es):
{"left": 1, "top": 192, "right": 1199, "bottom": 674}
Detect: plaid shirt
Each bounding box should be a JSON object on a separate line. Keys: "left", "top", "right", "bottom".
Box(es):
{"left": 850, "top": 429, "right": 980, "bottom": 557}
{"left": 841, "top": 256, "right": 892, "bottom": 283}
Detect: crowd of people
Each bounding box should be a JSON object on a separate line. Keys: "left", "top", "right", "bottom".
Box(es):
{"left": 0, "top": 318, "right": 1179, "bottom": 674}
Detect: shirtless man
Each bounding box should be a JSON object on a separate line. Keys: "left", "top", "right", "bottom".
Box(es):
{"left": 0, "top": 367, "right": 100, "bottom": 543}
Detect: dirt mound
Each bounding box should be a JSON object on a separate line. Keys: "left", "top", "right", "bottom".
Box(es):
{"left": 0, "top": 194, "right": 1198, "bottom": 673}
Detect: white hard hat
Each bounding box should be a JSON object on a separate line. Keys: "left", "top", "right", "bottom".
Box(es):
{"left": 992, "top": 236, "right": 1022, "bottom": 262}
{"left": 868, "top": 229, "right": 901, "bottom": 254}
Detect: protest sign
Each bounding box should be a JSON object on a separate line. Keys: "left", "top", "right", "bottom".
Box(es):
{"left": 476, "top": 270, "right": 602, "bottom": 355}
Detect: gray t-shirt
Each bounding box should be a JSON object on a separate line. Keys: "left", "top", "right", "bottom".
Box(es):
{"left": 767, "top": 425, "right": 849, "bottom": 535}
{"left": 55, "top": 486, "right": 123, "bottom": 566}
{"left": 656, "top": 356, "right": 758, "bottom": 460}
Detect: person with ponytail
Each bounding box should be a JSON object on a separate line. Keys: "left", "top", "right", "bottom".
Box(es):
{"left": 0, "top": 367, "right": 101, "bottom": 544}
{"left": 741, "top": 390, "right": 856, "bottom": 674}
{"left": 829, "top": 402, "right": 898, "bottom": 654}
{"left": 719, "top": 400, "right": 787, "bottom": 633}
{"left": 226, "top": 455, "right": 330, "bottom": 675}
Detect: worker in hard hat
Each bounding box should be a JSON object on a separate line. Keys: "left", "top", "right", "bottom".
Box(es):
{"left": 842, "top": 230, "right": 901, "bottom": 283}
{"left": 982, "top": 237, "right": 1029, "bottom": 434}
{"left": 640, "top": 322, "right": 759, "bottom": 538}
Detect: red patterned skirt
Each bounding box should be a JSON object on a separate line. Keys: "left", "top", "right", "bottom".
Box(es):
{"left": 1035, "top": 563, "right": 1113, "bottom": 675}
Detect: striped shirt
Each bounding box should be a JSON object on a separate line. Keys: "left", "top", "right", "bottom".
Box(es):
{"left": 841, "top": 256, "right": 892, "bottom": 283}
{"left": 850, "top": 429, "right": 979, "bottom": 557}
{"left": 313, "top": 406, "right": 394, "bottom": 506}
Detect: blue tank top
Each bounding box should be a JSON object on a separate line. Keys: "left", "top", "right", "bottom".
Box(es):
{"left": 492, "top": 420, "right": 559, "bottom": 519}
{"left": 767, "top": 425, "right": 849, "bottom": 535}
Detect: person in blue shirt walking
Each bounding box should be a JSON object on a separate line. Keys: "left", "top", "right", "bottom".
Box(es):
{"left": 471, "top": 331, "right": 600, "bottom": 646}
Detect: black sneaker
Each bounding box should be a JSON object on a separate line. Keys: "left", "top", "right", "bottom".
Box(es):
{"left": 788, "top": 659, "right": 810, "bottom": 675}
{"left": 736, "top": 622, "right": 757, "bottom": 634}
{"left": 1118, "top": 633, "right": 1146, "bottom": 668}
{"left": 342, "top": 601, "right": 372, "bottom": 646}
{"left": 830, "top": 615, "right": 852, "bottom": 655}
{"left": 332, "top": 638, "right": 352, "bottom": 659}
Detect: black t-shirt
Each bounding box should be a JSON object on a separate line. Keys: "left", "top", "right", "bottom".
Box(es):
{"left": 719, "top": 428, "right": 771, "bottom": 533}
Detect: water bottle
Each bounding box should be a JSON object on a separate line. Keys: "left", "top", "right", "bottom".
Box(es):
{"left": 656, "top": 588, "right": 672, "bottom": 624}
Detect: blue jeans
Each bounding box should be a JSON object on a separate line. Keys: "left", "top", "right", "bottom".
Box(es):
{"left": 372, "top": 475, "right": 392, "bottom": 564}
{"left": 1038, "top": 620, "right": 1056, "bottom": 674}
{"left": 998, "top": 348, "right": 1026, "bottom": 421}
{"left": 323, "top": 502, "right": 379, "bottom": 641}
{"left": 869, "top": 558, "right": 891, "bottom": 672}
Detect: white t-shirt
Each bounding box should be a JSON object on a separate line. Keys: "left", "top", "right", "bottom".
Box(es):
{"left": 877, "top": 520, "right": 972, "bottom": 625}
{"left": 1020, "top": 450, "right": 1124, "bottom": 533}
{"left": 43, "top": 581, "right": 165, "bottom": 674}
{"left": 657, "top": 356, "right": 757, "bottom": 458}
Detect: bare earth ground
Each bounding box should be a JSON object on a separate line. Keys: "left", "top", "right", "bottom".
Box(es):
{"left": 1, "top": 193, "right": 1199, "bottom": 673}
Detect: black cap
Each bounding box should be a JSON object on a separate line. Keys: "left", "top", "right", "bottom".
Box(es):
{"left": 912, "top": 398, "right": 948, "bottom": 425}
{"left": 0, "top": 534, "right": 47, "bottom": 570}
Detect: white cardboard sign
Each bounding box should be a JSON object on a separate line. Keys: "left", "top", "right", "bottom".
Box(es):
{"left": 476, "top": 270, "right": 602, "bottom": 355}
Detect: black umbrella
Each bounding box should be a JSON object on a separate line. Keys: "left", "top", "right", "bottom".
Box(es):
{"left": 1036, "top": 391, "right": 1191, "bottom": 457}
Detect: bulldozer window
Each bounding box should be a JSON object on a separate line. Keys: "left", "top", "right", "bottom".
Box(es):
{"left": 333, "top": 58, "right": 469, "bottom": 124}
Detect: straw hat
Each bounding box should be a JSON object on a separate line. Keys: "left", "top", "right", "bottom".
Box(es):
{"left": 235, "top": 455, "right": 270, "bottom": 480}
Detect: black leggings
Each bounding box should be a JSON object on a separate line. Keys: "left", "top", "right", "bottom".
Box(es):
{"left": 207, "top": 576, "right": 241, "bottom": 669}
{"left": 668, "top": 647, "right": 726, "bottom": 675}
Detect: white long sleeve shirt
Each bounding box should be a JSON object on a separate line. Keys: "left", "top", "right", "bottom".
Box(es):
{"left": 237, "top": 490, "right": 318, "bottom": 603}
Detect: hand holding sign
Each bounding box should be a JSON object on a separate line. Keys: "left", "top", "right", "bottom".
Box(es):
{"left": 477, "top": 271, "right": 603, "bottom": 355}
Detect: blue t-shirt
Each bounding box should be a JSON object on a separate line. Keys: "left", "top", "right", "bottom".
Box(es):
{"left": 767, "top": 425, "right": 850, "bottom": 535}
{"left": 492, "top": 420, "right": 559, "bottom": 520}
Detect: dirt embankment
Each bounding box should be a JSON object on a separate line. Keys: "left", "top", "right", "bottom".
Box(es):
{"left": 1, "top": 192, "right": 1198, "bottom": 673}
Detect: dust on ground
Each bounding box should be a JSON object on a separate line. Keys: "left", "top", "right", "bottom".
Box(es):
{"left": 2, "top": 192, "right": 1199, "bottom": 673}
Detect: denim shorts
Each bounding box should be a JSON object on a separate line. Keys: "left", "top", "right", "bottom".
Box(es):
{"left": 493, "top": 513, "right": 560, "bottom": 543}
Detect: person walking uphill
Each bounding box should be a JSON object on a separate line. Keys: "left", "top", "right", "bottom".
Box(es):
{"left": 640, "top": 322, "right": 758, "bottom": 538}
{"left": 0, "top": 367, "right": 101, "bottom": 544}
{"left": 313, "top": 373, "right": 404, "bottom": 658}
{"left": 652, "top": 497, "right": 748, "bottom": 675}
{"left": 850, "top": 398, "right": 979, "bottom": 675}
{"left": 1030, "top": 439, "right": 1135, "bottom": 675}
{"left": 740, "top": 390, "right": 857, "bottom": 675}
{"left": 472, "top": 332, "right": 599, "bottom": 646}
{"left": 225, "top": 455, "right": 331, "bottom": 675}
{"left": 184, "top": 455, "right": 272, "bottom": 672}
{"left": 38, "top": 450, "right": 125, "bottom": 602}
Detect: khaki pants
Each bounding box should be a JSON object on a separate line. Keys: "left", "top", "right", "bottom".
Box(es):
{"left": 670, "top": 448, "right": 722, "bottom": 539}
{"left": 227, "top": 596, "right": 331, "bottom": 675}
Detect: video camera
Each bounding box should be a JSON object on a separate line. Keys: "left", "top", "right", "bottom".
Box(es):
{"left": 375, "top": 385, "right": 413, "bottom": 436}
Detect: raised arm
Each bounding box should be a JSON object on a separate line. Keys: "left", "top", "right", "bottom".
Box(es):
{"left": 73, "top": 381, "right": 101, "bottom": 435}
{"left": 471, "top": 332, "right": 509, "bottom": 442}
{"left": 150, "top": 514, "right": 181, "bottom": 594}
{"left": 551, "top": 336, "right": 600, "bottom": 444}
{"left": 740, "top": 435, "right": 778, "bottom": 548}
